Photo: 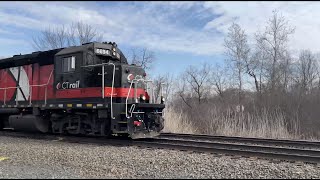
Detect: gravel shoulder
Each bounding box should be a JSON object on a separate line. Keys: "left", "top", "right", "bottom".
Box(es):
{"left": 0, "top": 136, "right": 320, "bottom": 179}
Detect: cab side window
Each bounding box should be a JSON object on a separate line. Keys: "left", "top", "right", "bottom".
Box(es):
{"left": 62, "top": 56, "right": 75, "bottom": 73}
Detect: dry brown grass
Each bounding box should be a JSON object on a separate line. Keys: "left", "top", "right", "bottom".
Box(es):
{"left": 162, "top": 107, "right": 196, "bottom": 134}
{"left": 213, "top": 109, "right": 300, "bottom": 139}
{"left": 163, "top": 106, "right": 302, "bottom": 140}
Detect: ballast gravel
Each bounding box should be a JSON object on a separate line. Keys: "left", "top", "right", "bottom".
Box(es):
{"left": 0, "top": 136, "right": 320, "bottom": 179}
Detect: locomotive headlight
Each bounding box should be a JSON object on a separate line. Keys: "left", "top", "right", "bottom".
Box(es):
{"left": 112, "top": 47, "right": 116, "bottom": 51}
{"left": 161, "top": 96, "right": 165, "bottom": 104}
{"left": 112, "top": 52, "right": 116, "bottom": 56}
{"left": 140, "top": 94, "right": 146, "bottom": 102}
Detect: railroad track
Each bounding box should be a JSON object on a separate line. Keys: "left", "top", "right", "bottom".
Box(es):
{"left": 156, "top": 133, "right": 320, "bottom": 164}
{"left": 1, "top": 130, "right": 320, "bottom": 164}
{"left": 159, "top": 133, "right": 320, "bottom": 149}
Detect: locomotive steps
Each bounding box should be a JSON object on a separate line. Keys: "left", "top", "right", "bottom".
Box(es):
{"left": 1, "top": 130, "right": 320, "bottom": 164}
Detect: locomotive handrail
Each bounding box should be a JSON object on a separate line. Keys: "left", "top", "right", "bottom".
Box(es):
{"left": 125, "top": 78, "right": 165, "bottom": 118}
{"left": 29, "top": 69, "right": 54, "bottom": 106}
{"left": 125, "top": 75, "right": 145, "bottom": 118}
{"left": 0, "top": 69, "right": 53, "bottom": 106}
{"left": 109, "top": 63, "right": 116, "bottom": 119}
{"left": 0, "top": 86, "right": 21, "bottom": 89}
{"left": 81, "top": 63, "right": 116, "bottom": 119}
{"left": 0, "top": 86, "right": 18, "bottom": 105}
{"left": 129, "top": 103, "right": 136, "bottom": 117}
{"left": 144, "top": 79, "right": 153, "bottom": 103}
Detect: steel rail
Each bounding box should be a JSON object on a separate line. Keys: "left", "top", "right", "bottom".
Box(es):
{"left": 159, "top": 133, "right": 320, "bottom": 149}
{"left": 135, "top": 140, "right": 320, "bottom": 164}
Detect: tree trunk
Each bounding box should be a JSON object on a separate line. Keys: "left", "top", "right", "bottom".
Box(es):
{"left": 239, "top": 68, "right": 242, "bottom": 106}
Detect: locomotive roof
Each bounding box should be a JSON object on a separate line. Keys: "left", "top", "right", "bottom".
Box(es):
{"left": 0, "top": 42, "right": 128, "bottom": 69}
{"left": 0, "top": 48, "right": 63, "bottom": 69}
{"left": 55, "top": 42, "right": 128, "bottom": 64}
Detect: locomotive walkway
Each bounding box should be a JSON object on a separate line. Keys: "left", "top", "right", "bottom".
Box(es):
{"left": 1, "top": 131, "right": 320, "bottom": 164}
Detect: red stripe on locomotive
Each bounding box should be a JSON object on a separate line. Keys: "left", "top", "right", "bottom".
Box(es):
{"left": 55, "top": 87, "right": 147, "bottom": 99}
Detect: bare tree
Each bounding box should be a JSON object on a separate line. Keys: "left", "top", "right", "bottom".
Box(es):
{"left": 280, "top": 50, "right": 293, "bottom": 92}
{"left": 74, "top": 22, "right": 103, "bottom": 45}
{"left": 163, "top": 73, "right": 174, "bottom": 103}
{"left": 152, "top": 73, "right": 174, "bottom": 103}
{"left": 295, "top": 50, "right": 319, "bottom": 94}
{"left": 32, "top": 21, "right": 103, "bottom": 51}
{"left": 210, "top": 63, "right": 230, "bottom": 99}
{"left": 176, "top": 73, "right": 193, "bottom": 108}
{"left": 248, "top": 48, "right": 266, "bottom": 94}
{"left": 224, "top": 22, "right": 250, "bottom": 106}
{"left": 130, "top": 48, "right": 155, "bottom": 71}
{"left": 185, "top": 63, "right": 211, "bottom": 104}
{"left": 256, "top": 10, "right": 295, "bottom": 92}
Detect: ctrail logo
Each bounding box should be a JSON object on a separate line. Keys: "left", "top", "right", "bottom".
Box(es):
{"left": 56, "top": 80, "right": 80, "bottom": 90}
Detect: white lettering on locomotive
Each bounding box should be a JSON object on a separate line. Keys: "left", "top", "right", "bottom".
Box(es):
{"left": 56, "top": 80, "right": 80, "bottom": 89}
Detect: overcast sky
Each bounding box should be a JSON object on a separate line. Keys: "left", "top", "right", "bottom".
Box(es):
{"left": 1, "top": 1, "right": 320, "bottom": 77}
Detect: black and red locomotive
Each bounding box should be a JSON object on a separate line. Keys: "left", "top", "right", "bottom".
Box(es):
{"left": 0, "top": 42, "right": 165, "bottom": 139}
